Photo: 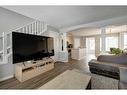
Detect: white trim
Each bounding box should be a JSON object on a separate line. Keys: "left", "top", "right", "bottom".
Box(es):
{"left": 0, "top": 75, "right": 14, "bottom": 82}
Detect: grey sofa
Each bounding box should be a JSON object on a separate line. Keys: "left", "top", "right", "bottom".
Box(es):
{"left": 88, "top": 54, "right": 127, "bottom": 79}
{"left": 118, "top": 67, "right": 127, "bottom": 89}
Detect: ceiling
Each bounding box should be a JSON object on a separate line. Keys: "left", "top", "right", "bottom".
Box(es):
{"left": 69, "top": 25, "right": 127, "bottom": 36}
{"left": 69, "top": 28, "right": 101, "bottom": 36}
{"left": 3, "top": 6, "right": 127, "bottom": 30}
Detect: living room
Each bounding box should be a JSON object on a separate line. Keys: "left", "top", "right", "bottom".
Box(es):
{"left": 1, "top": 4, "right": 127, "bottom": 93}
{"left": 67, "top": 24, "right": 127, "bottom": 84}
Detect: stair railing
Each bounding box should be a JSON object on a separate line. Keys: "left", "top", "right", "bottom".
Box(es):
{"left": 0, "top": 20, "right": 48, "bottom": 64}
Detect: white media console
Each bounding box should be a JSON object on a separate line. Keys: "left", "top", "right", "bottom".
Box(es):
{"left": 15, "top": 58, "right": 55, "bottom": 82}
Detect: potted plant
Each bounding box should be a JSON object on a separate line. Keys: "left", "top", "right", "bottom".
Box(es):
{"left": 110, "top": 48, "right": 123, "bottom": 55}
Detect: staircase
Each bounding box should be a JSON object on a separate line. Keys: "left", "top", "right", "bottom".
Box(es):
{"left": 13, "top": 20, "right": 47, "bottom": 35}
{"left": 0, "top": 20, "right": 48, "bottom": 64}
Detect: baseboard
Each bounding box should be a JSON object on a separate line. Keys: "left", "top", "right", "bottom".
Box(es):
{"left": 57, "top": 60, "right": 68, "bottom": 63}
{"left": 72, "top": 56, "right": 85, "bottom": 60}
{"left": 0, "top": 75, "right": 14, "bottom": 82}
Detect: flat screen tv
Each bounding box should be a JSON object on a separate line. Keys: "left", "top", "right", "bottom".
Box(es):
{"left": 12, "top": 32, "right": 54, "bottom": 64}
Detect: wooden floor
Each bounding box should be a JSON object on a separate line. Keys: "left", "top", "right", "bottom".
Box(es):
{"left": 0, "top": 55, "right": 94, "bottom": 89}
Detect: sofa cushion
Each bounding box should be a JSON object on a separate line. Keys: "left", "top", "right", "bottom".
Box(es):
{"left": 97, "top": 54, "right": 127, "bottom": 64}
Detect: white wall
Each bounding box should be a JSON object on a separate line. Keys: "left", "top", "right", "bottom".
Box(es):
{"left": 0, "top": 7, "right": 34, "bottom": 35}
{"left": 67, "top": 35, "right": 73, "bottom": 44}
{"left": 0, "top": 7, "right": 35, "bottom": 81}
{"left": 73, "top": 37, "right": 81, "bottom": 49}
{"left": 80, "top": 36, "right": 86, "bottom": 48}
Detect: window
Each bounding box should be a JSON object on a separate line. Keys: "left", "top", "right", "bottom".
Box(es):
{"left": 89, "top": 38, "right": 95, "bottom": 50}
{"left": 106, "top": 36, "right": 118, "bottom": 51}
{"left": 86, "top": 37, "right": 95, "bottom": 51}
{"left": 124, "top": 33, "right": 127, "bottom": 49}
{"left": 100, "top": 38, "right": 102, "bottom": 51}
{"left": 0, "top": 37, "right": 3, "bottom": 62}
{"left": 100, "top": 36, "right": 118, "bottom": 51}
{"left": 74, "top": 38, "right": 80, "bottom": 48}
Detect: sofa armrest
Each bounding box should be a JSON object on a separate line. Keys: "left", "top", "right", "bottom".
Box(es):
{"left": 88, "top": 59, "right": 119, "bottom": 73}
{"left": 119, "top": 67, "right": 127, "bottom": 83}
{"left": 119, "top": 81, "right": 127, "bottom": 89}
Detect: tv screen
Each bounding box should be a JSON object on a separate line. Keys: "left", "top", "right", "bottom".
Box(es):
{"left": 12, "top": 32, "right": 54, "bottom": 64}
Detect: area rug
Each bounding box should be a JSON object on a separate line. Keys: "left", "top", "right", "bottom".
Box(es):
{"left": 72, "top": 69, "right": 118, "bottom": 89}
{"left": 39, "top": 70, "right": 91, "bottom": 89}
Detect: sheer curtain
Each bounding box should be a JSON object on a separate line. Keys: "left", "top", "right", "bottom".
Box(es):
{"left": 106, "top": 36, "right": 118, "bottom": 51}
{"left": 100, "top": 36, "right": 118, "bottom": 52}
{"left": 86, "top": 37, "right": 95, "bottom": 54}
{"left": 124, "top": 33, "right": 127, "bottom": 49}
